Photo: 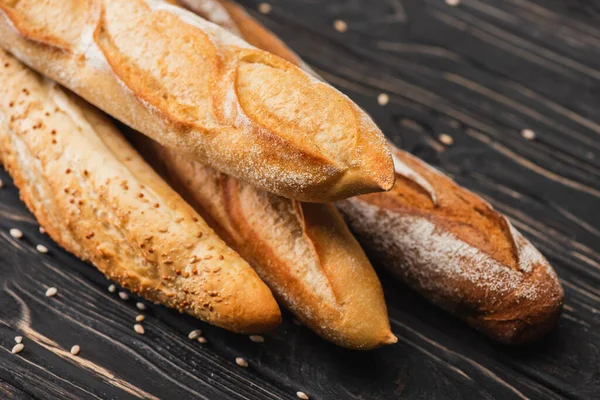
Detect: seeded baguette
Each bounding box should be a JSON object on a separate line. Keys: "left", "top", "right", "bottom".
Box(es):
{"left": 0, "top": 49, "right": 281, "bottom": 334}
{"left": 338, "top": 144, "right": 564, "bottom": 344}
{"left": 0, "top": 0, "right": 394, "bottom": 202}
{"left": 189, "top": 0, "right": 565, "bottom": 344}
{"left": 126, "top": 0, "right": 397, "bottom": 350}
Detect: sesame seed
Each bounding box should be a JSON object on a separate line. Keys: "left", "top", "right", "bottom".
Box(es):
{"left": 36, "top": 244, "right": 48, "bottom": 253}
{"left": 445, "top": 0, "right": 460, "bottom": 6}
{"left": 70, "top": 345, "right": 80, "bottom": 355}
{"left": 258, "top": 2, "right": 271, "bottom": 14}
{"left": 11, "top": 343, "right": 24, "bottom": 354}
{"left": 0, "top": 179, "right": 4, "bottom": 188}
{"left": 136, "top": 315, "right": 145, "bottom": 322}
{"left": 39, "top": 226, "right": 46, "bottom": 234}
{"left": 45, "top": 287, "right": 58, "bottom": 297}
{"left": 521, "top": 128, "right": 536, "bottom": 140}
{"left": 235, "top": 357, "right": 248, "bottom": 367}
{"left": 136, "top": 302, "right": 146, "bottom": 311}
{"left": 249, "top": 335, "right": 265, "bottom": 343}
{"left": 108, "top": 284, "right": 116, "bottom": 293}
{"left": 377, "top": 93, "right": 389, "bottom": 106}
{"left": 14, "top": 336, "right": 22, "bottom": 344}
{"left": 334, "top": 19, "right": 348, "bottom": 33}
{"left": 134, "top": 324, "right": 145, "bottom": 335}
{"left": 118, "top": 292, "right": 129, "bottom": 300}
{"left": 188, "top": 329, "right": 202, "bottom": 340}
{"left": 9, "top": 228, "right": 23, "bottom": 239}
{"left": 297, "top": 392, "right": 309, "bottom": 400}
{"left": 438, "top": 133, "right": 454, "bottom": 146}
{"left": 198, "top": 337, "right": 207, "bottom": 344}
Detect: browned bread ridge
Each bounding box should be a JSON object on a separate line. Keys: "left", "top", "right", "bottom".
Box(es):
{"left": 0, "top": 0, "right": 394, "bottom": 202}
{"left": 0, "top": 48, "right": 281, "bottom": 334}
{"left": 190, "top": 0, "right": 565, "bottom": 344}
{"left": 337, "top": 144, "right": 564, "bottom": 344}
{"left": 127, "top": 0, "right": 397, "bottom": 350}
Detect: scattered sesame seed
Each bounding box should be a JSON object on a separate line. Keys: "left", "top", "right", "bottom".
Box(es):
{"left": 70, "top": 345, "right": 80, "bottom": 355}
{"left": 136, "top": 302, "right": 146, "bottom": 311}
{"left": 439, "top": 133, "right": 454, "bottom": 146}
{"left": 235, "top": 357, "right": 248, "bottom": 367}
{"left": 445, "top": 0, "right": 460, "bottom": 6}
{"left": 198, "top": 337, "right": 207, "bottom": 344}
{"left": 134, "top": 324, "right": 145, "bottom": 335}
{"left": 118, "top": 292, "right": 129, "bottom": 300}
{"left": 377, "top": 93, "right": 389, "bottom": 106}
{"left": 9, "top": 228, "right": 23, "bottom": 239}
{"left": 297, "top": 392, "right": 309, "bottom": 400}
{"left": 0, "top": 179, "right": 4, "bottom": 188}
{"left": 258, "top": 2, "right": 271, "bottom": 14}
{"left": 136, "top": 315, "right": 145, "bottom": 322}
{"left": 249, "top": 335, "right": 265, "bottom": 343}
{"left": 45, "top": 287, "right": 58, "bottom": 297}
{"left": 39, "top": 226, "right": 46, "bottom": 234}
{"left": 11, "top": 343, "right": 24, "bottom": 354}
{"left": 14, "top": 336, "right": 22, "bottom": 344}
{"left": 188, "top": 329, "right": 202, "bottom": 340}
{"left": 36, "top": 244, "right": 48, "bottom": 253}
{"left": 334, "top": 19, "right": 348, "bottom": 33}
{"left": 521, "top": 128, "right": 536, "bottom": 140}
{"left": 108, "top": 284, "right": 116, "bottom": 293}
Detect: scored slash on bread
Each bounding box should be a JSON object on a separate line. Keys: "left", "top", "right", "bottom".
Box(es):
{"left": 0, "top": 0, "right": 395, "bottom": 202}
{"left": 183, "top": 0, "right": 564, "bottom": 344}
{"left": 0, "top": 49, "right": 281, "bottom": 334}
{"left": 337, "top": 145, "right": 564, "bottom": 344}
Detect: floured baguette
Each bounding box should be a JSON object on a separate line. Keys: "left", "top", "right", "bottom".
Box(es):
{"left": 0, "top": 0, "right": 394, "bottom": 202}
{"left": 338, "top": 144, "right": 564, "bottom": 344}
{"left": 0, "top": 48, "right": 281, "bottom": 334}
{"left": 185, "top": 0, "right": 564, "bottom": 344}
{"left": 125, "top": 0, "right": 397, "bottom": 350}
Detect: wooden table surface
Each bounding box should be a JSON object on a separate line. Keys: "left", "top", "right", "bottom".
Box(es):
{"left": 1, "top": 0, "right": 599, "bottom": 399}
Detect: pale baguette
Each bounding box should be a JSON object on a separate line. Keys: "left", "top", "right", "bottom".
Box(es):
{"left": 0, "top": 48, "right": 280, "bottom": 334}
{"left": 125, "top": 0, "right": 397, "bottom": 350}
{"left": 0, "top": 0, "right": 394, "bottom": 202}
{"left": 191, "top": 0, "right": 564, "bottom": 344}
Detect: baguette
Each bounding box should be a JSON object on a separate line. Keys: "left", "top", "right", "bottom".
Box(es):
{"left": 134, "top": 136, "right": 397, "bottom": 349}
{"left": 0, "top": 0, "right": 394, "bottom": 202}
{"left": 126, "top": 0, "right": 397, "bottom": 350}
{"left": 0, "top": 48, "right": 281, "bottom": 334}
{"left": 337, "top": 144, "right": 564, "bottom": 344}
{"left": 188, "top": 0, "right": 564, "bottom": 344}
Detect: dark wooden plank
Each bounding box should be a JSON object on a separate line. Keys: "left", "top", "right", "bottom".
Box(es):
{"left": 1, "top": 0, "right": 600, "bottom": 399}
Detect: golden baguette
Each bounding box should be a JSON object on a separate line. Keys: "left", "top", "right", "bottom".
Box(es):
{"left": 133, "top": 135, "right": 397, "bottom": 349}
{"left": 0, "top": 48, "right": 281, "bottom": 334}
{"left": 0, "top": 0, "right": 394, "bottom": 202}
{"left": 184, "top": 0, "right": 564, "bottom": 344}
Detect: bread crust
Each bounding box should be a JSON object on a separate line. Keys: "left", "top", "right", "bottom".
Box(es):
{"left": 0, "top": 0, "right": 394, "bottom": 202}
{"left": 0, "top": 49, "right": 281, "bottom": 334}
{"left": 337, "top": 144, "right": 564, "bottom": 344}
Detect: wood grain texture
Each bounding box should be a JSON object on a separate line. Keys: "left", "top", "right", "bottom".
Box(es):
{"left": 1, "top": 0, "right": 599, "bottom": 398}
